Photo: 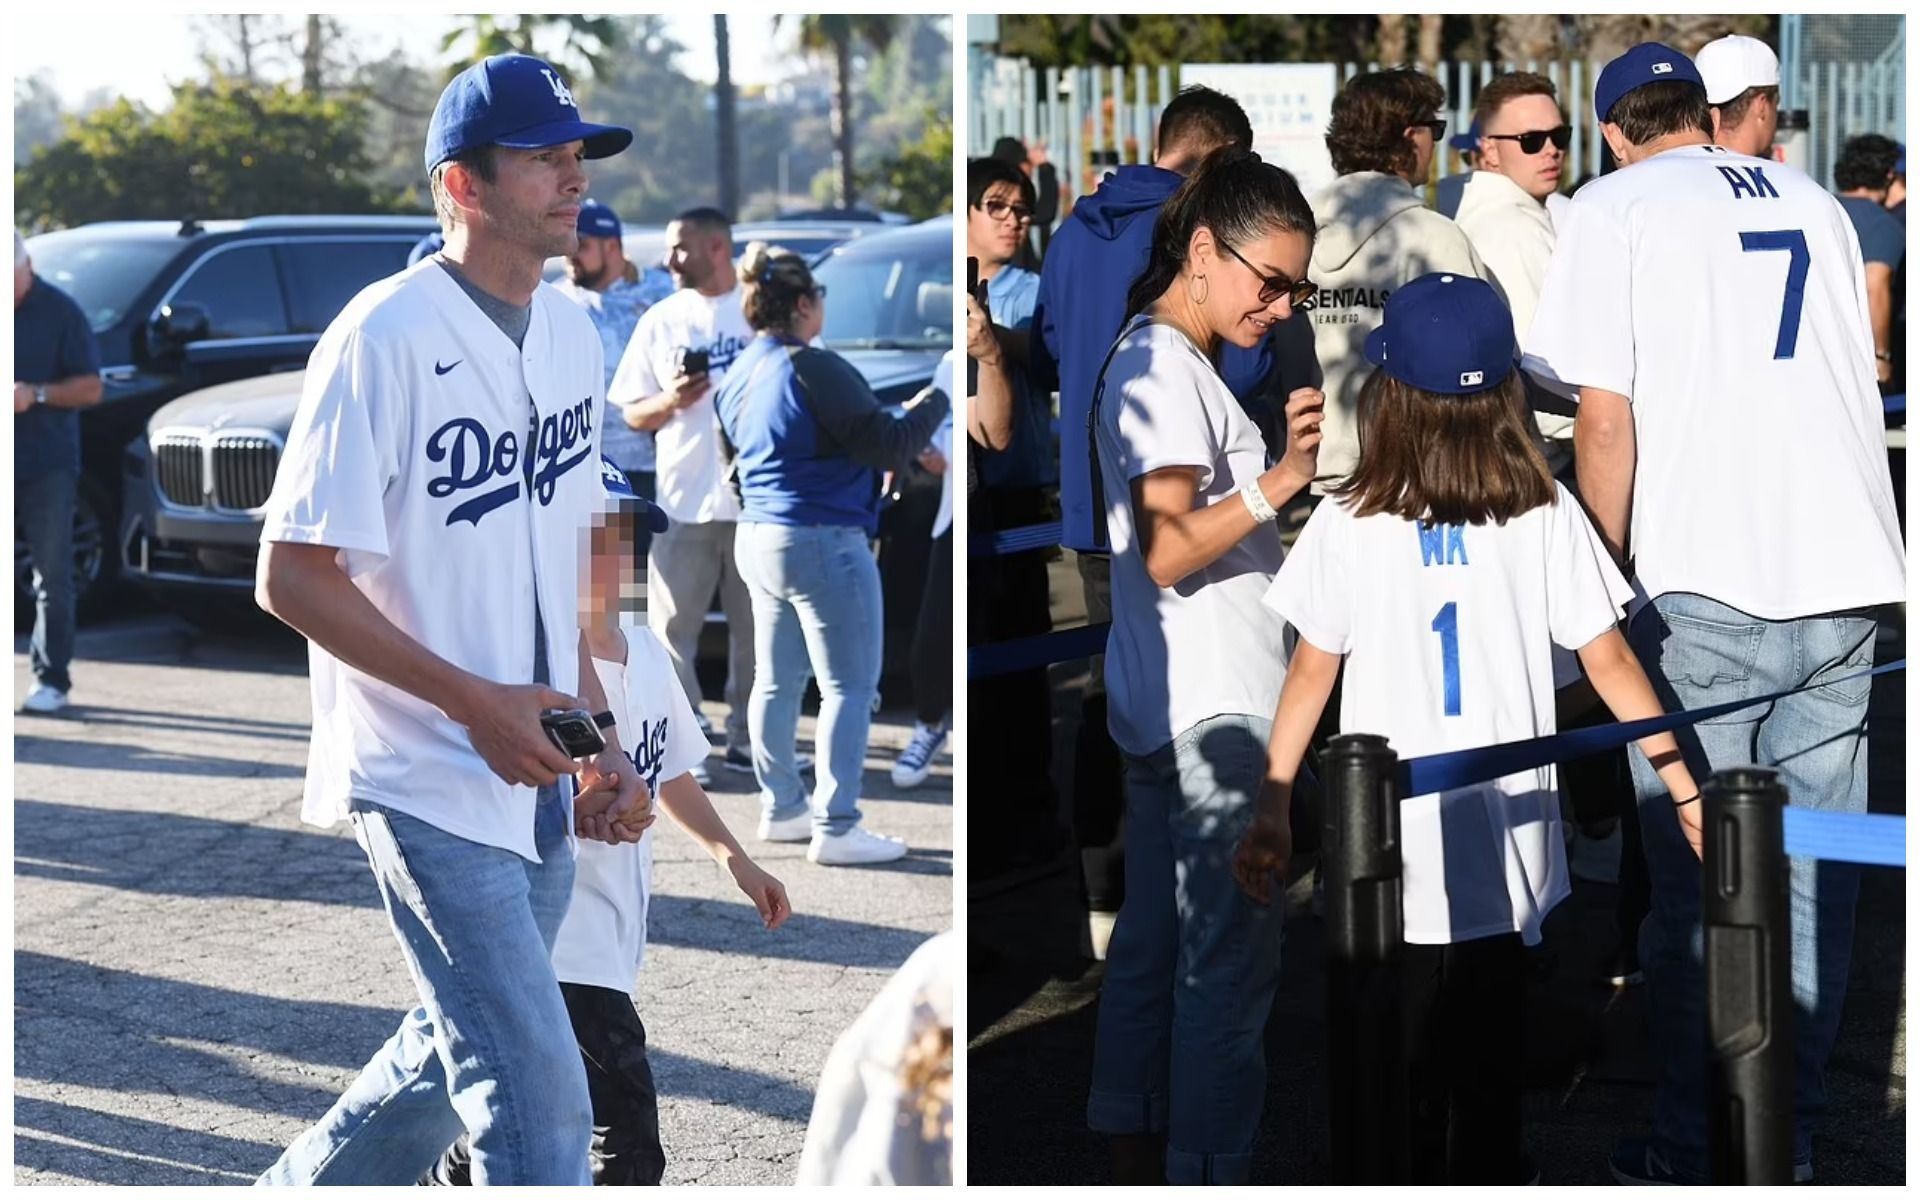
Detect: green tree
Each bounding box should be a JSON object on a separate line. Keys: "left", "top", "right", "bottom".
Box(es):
{"left": 779, "top": 15, "right": 899, "bottom": 208}
{"left": 440, "top": 15, "right": 624, "bottom": 82}
{"left": 14, "top": 77, "right": 398, "bottom": 229}
{"left": 859, "top": 107, "right": 953, "bottom": 220}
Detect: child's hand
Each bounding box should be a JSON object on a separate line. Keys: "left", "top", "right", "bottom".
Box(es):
{"left": 1675, "top": 793, "right": 1704, "bottom": 861}
{"left": 1232, "top": 809, "right": 1293, "bottom": 905}
{"left": 729, "top": 859, "right": 792, "bottom": 930}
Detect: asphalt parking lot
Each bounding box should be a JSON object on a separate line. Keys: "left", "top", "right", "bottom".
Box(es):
{"left": 14, "top": 613, "right": 952, "bottom": 1186}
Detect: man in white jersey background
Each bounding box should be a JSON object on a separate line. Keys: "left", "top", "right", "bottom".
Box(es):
{"left": 609, "top": 208, "right": 764, "bottom": 787}
{"left": 1523, "top": 43, "right": 1906, "bottom": 1186}
{"left": 1698, "top": 34, "right": 1781, "bottom": 161}
{"left": 253, "top": 53, "right": 653, "bottom": 1184}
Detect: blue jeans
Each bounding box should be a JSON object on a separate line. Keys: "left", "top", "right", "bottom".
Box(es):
{"left": 1088, "top": 714, "right": 1285, "bottom": 1185}
{"left": 258, "top": 788, "right": 591, "bottom": 1185}
{"left": 1626, "top": 593, "right": 1876, "bottom": 1180}
{"left": 733, "top": 522, "right": 882, "bottom": 837}
{"left": 18, "top": 470, "right": 77, "bottom": 693}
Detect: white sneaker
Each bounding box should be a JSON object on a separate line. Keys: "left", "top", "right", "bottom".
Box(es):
{"left": 21, "top": 685, "right": 68, "bottom": 714}
{"left": 890, "top": 719, "right": 949, "bottom": 789}
{"left": 808, "top": 825, "right": 908, "bottom": 866}
{"left": 758, "top": 811, "right": 813, "bottom": 843}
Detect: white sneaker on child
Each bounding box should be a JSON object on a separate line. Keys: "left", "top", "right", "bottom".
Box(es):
{"left": 808, "top": 825, "right": 908, "bottom": 866}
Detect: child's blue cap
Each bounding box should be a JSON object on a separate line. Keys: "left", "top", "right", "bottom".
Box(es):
{"left": 426, "top": 54, "right": 632, "bottom": 173}
{"left": 1363, "top": 274, "right": 1515, "bottom": 395}
{"left": 600, "top": 456, "right": 668, "bottom": 532}
{"left": 1594, "top": 43, "right": 1704, "bottom": 125}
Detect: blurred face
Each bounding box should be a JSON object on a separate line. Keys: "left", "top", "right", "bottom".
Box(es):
{"left": 1192, "top": 224, "right": 1314, "bottom": 350}
{"left": 459, "top": 142, "right": 587, "bottom": 259}
{"left": 1480, "top": 94, "right": 1567, "bottom": 201}
{"left": 582, "top": 513, "right": 642, "bottom": 625}
{"left": 1406, "top": 119, "right": 1441, "bottom": 183}
{"left": 967, "top": 180, "right": 1033, "bottom": 268}
{"left": 566, "top": 235, "right": 621, "bottom": 290}
{"left": 665, "top": 220, "right": 731, "bottom": 293}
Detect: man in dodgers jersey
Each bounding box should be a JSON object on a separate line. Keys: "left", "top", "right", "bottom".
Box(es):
{"left": 253, "top": 55, "right": 653, "bottom": 1184}
{"left": 1523, "top": 44, "right": 1905, "bottom": 1186}
{"left": 609, "top": 208, "right": 759, "bottom": 783}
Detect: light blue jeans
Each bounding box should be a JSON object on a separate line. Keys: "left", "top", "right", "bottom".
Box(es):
{"left": 733, "top": 521, "right": 883, "bottom": 837}
{"left": 257, "top": 787, "right": 591, "bottom": 1185}
{"left": 1626, "top": 592, "right": 1877, "bottom": 1181}
{"left": 1087, "top": 713, "right": 1285, "bottom": 1185}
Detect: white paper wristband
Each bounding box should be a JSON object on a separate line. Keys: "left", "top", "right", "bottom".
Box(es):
{"left": 1240, "top": 479, "right": 1278, "bottom": 524}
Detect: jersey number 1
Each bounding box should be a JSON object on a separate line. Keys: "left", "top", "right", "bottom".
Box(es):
{"left": 1431, "top": 602, "right": 1461, "bottom": 717}
{"left": 1739, "top": 229, "right": 1809, "bottom": 359}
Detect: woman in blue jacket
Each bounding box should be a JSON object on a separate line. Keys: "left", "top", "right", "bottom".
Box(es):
{"left": 716, "top": 243, "right": 950, "bottom": 867}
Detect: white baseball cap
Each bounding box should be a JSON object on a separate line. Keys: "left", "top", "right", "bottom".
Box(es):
{"left": 1696, "top": 35, "right": 1780, "bottom": 106}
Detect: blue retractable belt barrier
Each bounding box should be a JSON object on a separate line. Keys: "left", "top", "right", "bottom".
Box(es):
{"left": 1780, "top": 808, "right": 1906, "bottom": 867}
{"left": 970, "top": 521, "right": 1065, "bottom": 558}
{"left": 968, "top": 622, "right": 1110, "bottom": 678}
{"left": 1886, "top": 392, "right": 1905, "bottom": 417}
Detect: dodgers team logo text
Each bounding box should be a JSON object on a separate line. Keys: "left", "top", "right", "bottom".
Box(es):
{"left": 426, "top": 397, "right": 597, "bottom": 526}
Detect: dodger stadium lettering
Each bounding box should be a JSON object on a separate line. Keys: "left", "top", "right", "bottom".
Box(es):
{"left": 427, "top": 396, "right": 597, "bottom": 526}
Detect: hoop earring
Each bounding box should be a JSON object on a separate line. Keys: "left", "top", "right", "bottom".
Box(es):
{"left": 1187, "top": 273, "right": 1209, "bottom": 306}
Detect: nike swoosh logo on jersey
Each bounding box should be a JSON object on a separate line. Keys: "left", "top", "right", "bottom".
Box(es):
{"left": 435, "top": 360, "right": 461, "bottom": 376}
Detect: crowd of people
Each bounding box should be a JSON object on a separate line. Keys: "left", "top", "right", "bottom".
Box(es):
{"left": 15, "top": 52, "right": 953, "bottom": 1186}
{"left": 968, "top": 33, "right": 1904, "bottom": 1187}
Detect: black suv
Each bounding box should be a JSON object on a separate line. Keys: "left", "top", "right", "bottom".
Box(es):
{"left": 20, "top": 214, "right": 438, "bottom": 619}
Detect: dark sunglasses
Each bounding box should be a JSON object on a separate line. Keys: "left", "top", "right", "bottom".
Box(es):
{"left": 1485, "top": 125, "right": 1572, "bottom": 155}
{"left": 1413, "top": 119, "right": 1448, "bottom": 140}
{"left": 1218, "top": 241, "right": 1317, "bottom": 309}
{"left": 981, "top": 198, "right": 1035, "bottom": 223}
{"left": 811, "top": 285, "right": 828, "bottom": 300}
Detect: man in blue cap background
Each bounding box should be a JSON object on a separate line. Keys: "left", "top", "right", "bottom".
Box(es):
{"left": 255, "top": 53, "right": 648, "bottom": 1185}
{"left": 559, "top": 198, "right": 671, "bottom": 561}
{"left": 1526, "top": 41, "right": 1905, "bottom": 1186}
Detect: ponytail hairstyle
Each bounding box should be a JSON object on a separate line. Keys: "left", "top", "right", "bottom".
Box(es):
{"left": 737, "top": 241, "right": 816, "bottom": 334}
{"left": 1124, "top": 147, "right": 1317, "bottom": 322}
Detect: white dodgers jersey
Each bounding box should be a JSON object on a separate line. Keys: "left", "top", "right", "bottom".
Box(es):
{"left": 1523, "top": 144, "right": 1904, "bottom": 620}
{"left": 262, "top": 261, "right": 606, "bottom": 862}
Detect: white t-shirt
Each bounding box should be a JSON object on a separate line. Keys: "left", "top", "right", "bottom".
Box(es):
{"left": 608, "top": 285, "right": 754, "bottom": 524}
{"left": 1523, "top": 144, "right": 1905, "bottom": 621}
{"left": 1264, "top": 485, "right": 1633, "bottom": 945}
{"left": 551, "top": 625, "right": 710, "bottom": 992}
{"left": 1094, "top": 319, "right": 1291, "bottom": 757}
{"left": 930, "top": 351, "right": 955, "bottom": 540}
{"left": 1453, "top": 169, "right": 1571, "bottom": 442}
{"left": 261, "top": 261, "right": 604, "bottom": 862}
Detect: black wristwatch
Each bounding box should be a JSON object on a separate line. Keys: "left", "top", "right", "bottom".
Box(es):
{"left": 593, "top": 710, "right": 616, "bottom": 731}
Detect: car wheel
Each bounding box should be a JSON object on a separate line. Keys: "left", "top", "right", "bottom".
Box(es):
{"left": 15, "top": 480, "right": 116, "bottom": 630}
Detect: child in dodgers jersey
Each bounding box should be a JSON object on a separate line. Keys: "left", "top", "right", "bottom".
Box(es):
{"left": 1233, "top": 274, "right": 1702, "bottom": 1183}
{"left": 433, "top": 458, "right": 792, "bottom": 1185}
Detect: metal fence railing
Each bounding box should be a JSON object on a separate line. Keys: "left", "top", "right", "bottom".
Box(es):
{"left": 972, "top": 45, "right": 1906, "bottom": 212}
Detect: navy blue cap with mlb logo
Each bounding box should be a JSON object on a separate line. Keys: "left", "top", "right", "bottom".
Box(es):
{"left": 599, "top": 456, "right": 669, "bottom": 532}
{"left": 425, "top": 54, "right": 633, "bottom": 173}
{"left": 1593, "top": 42, "right": 1705, "bottom": 125}
{"left": 1363, "top": 273, "right": 1516, "bottom": 395}
{"left": 577, "top": 199, "right": 622, "bottom": 240}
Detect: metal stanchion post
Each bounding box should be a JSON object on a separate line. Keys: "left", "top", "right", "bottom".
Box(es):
{"left": 1321, "top": 733, "right": 1407, "bottom": 1184}
{"left": 1703, "top": 767, "right": 1794, "bottom": 1185}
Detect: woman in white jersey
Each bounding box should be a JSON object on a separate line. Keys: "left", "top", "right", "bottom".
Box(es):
{"left": 1084, "top": 147, "right": 1325, "bottom": 1186}
{"left": 1233, "top": 272, "right": 1702, "bottom": 1183}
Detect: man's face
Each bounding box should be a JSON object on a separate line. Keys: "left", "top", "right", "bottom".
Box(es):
{"left": 967, "top": 180, "right": 1032, "bottom": 268}
{"left": 566, "top": 236, "right": 615, "bottom": 289}
{"left": 665, "top": 220, "right": 727, "bottom": 291}
{"left": 1480, "top": 94, "right": 1566, "bottom": 201}
{"left": 466, "top": 141, "right": 588, "bottom": 259}
{"left": 1407, "top": 121, "right": 1438, "bottom": 184}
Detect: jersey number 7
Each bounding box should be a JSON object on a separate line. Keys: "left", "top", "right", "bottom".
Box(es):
{"left": 1739, "top": 229, "right": 1810, "bottom": 359}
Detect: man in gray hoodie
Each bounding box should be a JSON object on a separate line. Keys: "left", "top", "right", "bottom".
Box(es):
{"left": 1309, "top": 68, "right": 1489, "bottom": 484}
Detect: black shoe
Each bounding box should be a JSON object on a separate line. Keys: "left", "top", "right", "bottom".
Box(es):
{"left": 1605, "top": 948, "right": 1644, "bottom": 988}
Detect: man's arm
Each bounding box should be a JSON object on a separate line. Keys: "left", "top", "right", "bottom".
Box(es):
{"left": 13, "top": 375, "right": 103, "bottom": 414}
{"left": 1572, "top": 387, "right": 1636, "bottom": 567}
{"left": 617, "top": 372, "right": 709, "bottom": 432}
{"left": 967, "top": 291, "right": 1015, "bottom": 450}
{"left": 1864, "top": 262, "right": 1894, "bottom": 383}
{"left": 256, "top": 540, "right": 580, "bottom": 787}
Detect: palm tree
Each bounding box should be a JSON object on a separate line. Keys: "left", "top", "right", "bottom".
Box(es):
{"left": 779, "top": 15, "right": 898, "bottom": 208}
{"left": 715, "top": 17, "right": 739, "bottom": 218}
{"left": 440, "top": 15, "right": 623, "bottom": 82}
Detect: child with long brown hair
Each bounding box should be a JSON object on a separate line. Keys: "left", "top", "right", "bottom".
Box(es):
{"left": 1233, "top": 273, "right": 1702, "bottom": 1183}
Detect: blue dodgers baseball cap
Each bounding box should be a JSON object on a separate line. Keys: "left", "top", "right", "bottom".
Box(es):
{"left": 1593, "top": 42, "right": 1705, "bottom": 125}
{"left": 425, "top": 54, "right": 633, "bottom": 173}
{"left": 1450, "top": 117, "right": 1482, "bottom": 154}
{"left": 577, "top": 199, "right": 621, "bottom": 240}
{"left": 1363, "top": 273, "right": 1515, "bottom": 395}
{"left": 599, "top": 457, "right": 669, "bottom": 532}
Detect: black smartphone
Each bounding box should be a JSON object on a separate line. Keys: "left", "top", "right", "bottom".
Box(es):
{"left": 682, "top": 348, "right": 711, "bottom": 377}
{"left": 541, "top": 708, "right": 606, "bottom": 759}
{"left": 966, "top": 256, "right": 980, "bottom": 397}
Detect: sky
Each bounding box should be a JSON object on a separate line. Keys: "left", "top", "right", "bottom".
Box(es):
{"left": 13, "top": 12, "right": 792, "bottom": 109}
